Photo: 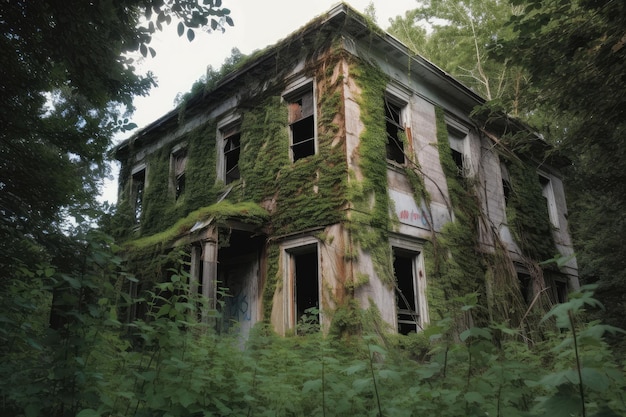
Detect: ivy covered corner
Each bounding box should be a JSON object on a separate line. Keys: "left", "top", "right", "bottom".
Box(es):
{"left": 111, "top": 3, "right": 579, "bottom": 340}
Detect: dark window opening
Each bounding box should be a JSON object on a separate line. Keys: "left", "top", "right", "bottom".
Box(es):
{"left": 518, "top": 273, "right": 533, "bottom": 305}
{"left": 385, "top": 99, "right": 405, "bottom": 164}
{"left": 450, "top": 148, "right": 464, "bottom": 174}
{"left": 394, "top": 250, "right": 419, "bottom": 335}
{"left": 288, "top": 90, "right": 315, "bottom": 162}
{"left": 554, "top": 280, "right": 568, "bottom": 304}
{"left": 132, "top": 170, "right": 145, "bottom": 224}
{"left": 175, "top": 173, "right": 185, "bottom": 201}
{"left": 502, "top": 179, "right": 512, "bottom": 206}
{"left": 294, "top": 247, "right": 319, "bottom": 333}
{"left": 224, "top": 128, "right": 241, "bottom": 184}
{"left": 173, "top": 149, "right": 187, "bottom": 201}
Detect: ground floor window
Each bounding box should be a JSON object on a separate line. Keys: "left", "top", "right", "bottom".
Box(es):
{"left": 391, "top": 242, "right": 427, "bottom": 335}
{"left": 284, "top": 239, "right": 320, "bottom": 334}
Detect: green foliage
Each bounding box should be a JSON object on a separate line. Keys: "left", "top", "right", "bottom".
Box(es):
{"left": 0, "top": 0, "right": 232, "bottom": 276}
{"left": 498, "top": 0, "right": 626, "bottom": 348}
{"left": 3, "top": 238, "right": 625, "bottom": 417}
{"left": 238, "top": 70, "right": 347, "bottom": 236}
{"left": 504, "top": 156, "right": 556, "bottom": 261}
{"left": 387, "top": 0, "right": 528, "bottom": 113}
{"left": 348, "top": 60, "right": 395, "bottom": 286}
{"left": 426, "top": 107, "right": 487, "bottom": 326}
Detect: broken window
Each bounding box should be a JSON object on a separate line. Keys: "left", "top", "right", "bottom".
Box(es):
{"left": 222, "top": 123, "right": 241, "bottom": 184}
{"left": 172, "top": 147, "right": 187, "bottom": 201}
{"left": 285, "top": 242, "right": 320, "bottom": 334}
{"left": 448, "top": 124, "right": 469, "bottom": 177}
{"left": 393, "top": 248, "right": 424, "bottom": 335}
{"left": 518, "top": 272, "right": 533, "bottom": 305}
{"left": 131, "top": 168, "right": 145, "bottom": 224}
{"left": 286, "top": 85, "right": 316, "bottom": 162}
{"left": 539, "top": 174, "right": 559, "bottom": 228}
{"left": 501, "top": 162, "right": 511, "bottom": 207}
{"left": 385, "top": 97, "right": 406, "bottom": 164}
{"left": 554, "top": 280, "right": 568, "bottom": 304}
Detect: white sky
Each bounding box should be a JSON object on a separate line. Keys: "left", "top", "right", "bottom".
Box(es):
{"left": 101, "top": 0, "right": 416, "bottom": 203}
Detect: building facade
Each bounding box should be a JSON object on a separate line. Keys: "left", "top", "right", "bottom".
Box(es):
{"left": 114, "top": 4, "right": 578, "bottom": 338}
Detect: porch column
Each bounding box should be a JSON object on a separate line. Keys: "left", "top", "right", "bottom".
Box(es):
{"left": 189, "top": 244, "right": 201, "bottom": 319}
{"left": 201, "top": 238, "right": 218, "bottom": 324}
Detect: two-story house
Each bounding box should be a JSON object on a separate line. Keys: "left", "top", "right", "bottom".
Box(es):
{"left": 113, "top": 3, "right": 579, "bottom": 338}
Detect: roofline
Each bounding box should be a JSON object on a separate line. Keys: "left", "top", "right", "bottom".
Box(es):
{"left": 113, "top": 2, "right": 543, "bottom": 159}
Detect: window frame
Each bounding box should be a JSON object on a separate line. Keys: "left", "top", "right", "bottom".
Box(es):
{"left": 446, "top": 118, "right": 472, "bottom": 177}
{"left": 281, "top": 237, "right": 321, "bottom": 334}
{"left": 217, "top": 116, "right": 242, "bottom": 184}
{"left": 538, "top": 172, "right": 560, "bottom": 229}
{"left": 284, "top": 80, "right": 317, "bottom": 162}
{"left": 384, "top": 84, "right": 411, "bottom": 165}
{"left": 130, "top": 164, "right": 146, "bottom": 225}
{"left": 389, "top": 237, "right": 428, "bottom": 334}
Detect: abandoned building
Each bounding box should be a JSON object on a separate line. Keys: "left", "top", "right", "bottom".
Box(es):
{"left": 113, "top": 3, "right": 579, "bottom": 338}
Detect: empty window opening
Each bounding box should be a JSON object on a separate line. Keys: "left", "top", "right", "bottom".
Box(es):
{"left": 554, "top": 280, "right": 568, "bottom": 304}
{"left": 290, "top": 246, "right": 319, "bottom": 333}
{"left": 501, "top": 163, "right": 512, "bottom": 206}
{"left": 393, "top": 250, "right": 420, "bottom": 335}
{"left": 223, "top": 124, "right": 241, "bottom": 184}
{"left": 131, "top": 169, "right": 145, "bottom": 224}
{"left": 287, "top": 87, "right": 315, "bottom": 162}
{"left": 539, "top": 174, "right": 559, "bottom": 228}
{"left": 448, "top": 125, "right": 469, "bottom": 177}
{"left": 518, "top": 273, "right": 533, "bottom": 305}
{"left": 172, "top": 148, "right": 187, "bottom": 201}
{"left": 450, "top": 149, "right": 464, "bottom": 173}
{"left": 385, "top": 98, "right": 405, "bottom": 164}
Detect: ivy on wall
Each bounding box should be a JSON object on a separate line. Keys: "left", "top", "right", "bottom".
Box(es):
{"left": 504, "top": 158, "right": 556, "bottom": 262}
{"left": 347, "top": 59, "right": 395, "bottom": 287}
{"left": 423, "top": 107, "right": 488, "bottom": 326}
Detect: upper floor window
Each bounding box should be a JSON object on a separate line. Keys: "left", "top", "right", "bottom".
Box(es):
{"left": 285, "top": 83, "right": 316, "bottom": 162}
{"left": 171, "top": 146, "right": 187, "bottom": 201}
{"left": 222, "top": 123, "right": 241, "bottom": 184}
{"left": 447, "top": 123, "right": 471, "bottom": 177}
{"left": 501, "top": 162, "right": 512, "bottom": 207}
{"left": 385, "top": 97, "right": 406, "bottom": 164}
{"left": 131, "top": 167, "right": 146, "bottom": 224}
{"left": 539, "top": 173, "right": 559, "bottom": 229}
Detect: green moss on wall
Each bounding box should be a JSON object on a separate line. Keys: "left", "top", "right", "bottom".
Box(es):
{"left": 262, "top": 243, "right": 280, "bottom": 322}
{"left": 425, "top": 107, "right": 487, "bottom": 325}
{"left": 348, "top": 60, "right": 395, "bottom": 287}
{"left": 239, "top": 96, "right": 290, "bottom": 203}
{"left": 504, "top": 158, "right": 556, "bottom": 262}
{"left": 237, "top": 61, "right": 348, "bottom": 236}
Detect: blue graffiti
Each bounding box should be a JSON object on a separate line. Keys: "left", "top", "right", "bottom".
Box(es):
{"left": 227, "top": 291, "right": 251, "bottom": 322}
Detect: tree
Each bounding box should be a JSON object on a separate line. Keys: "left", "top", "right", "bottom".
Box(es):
{"left": 497, "top": 0, "right": 626, "bottom": 342}
{"left": 387, "top": 0, "right": 529, "bottom": 115}
{"left": 0, "top": 0, "right": 233, "bottom": 272}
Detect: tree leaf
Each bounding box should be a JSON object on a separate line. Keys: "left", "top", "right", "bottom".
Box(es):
{"left": 302, "top": 378, "right": 322, "bottom": 393}
{"left": 177, "top": 21, "right": 185, "bottom": 37}
{"left": 140, "top": 43, "right": 148, "bottom": 57}
{"left": 187, "top": 28, "right": 195, "bottom": 42}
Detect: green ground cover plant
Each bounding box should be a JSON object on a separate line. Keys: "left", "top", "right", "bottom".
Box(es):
{"left": 1, "top": 232, "right": 624, "bottom": 417}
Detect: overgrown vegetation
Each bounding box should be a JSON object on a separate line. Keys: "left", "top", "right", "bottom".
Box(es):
{"left": 2, "top": 235, "right": 624, "bottom": 417}
{"left": 348, "top": 59, "right": 396, "bottom": 287}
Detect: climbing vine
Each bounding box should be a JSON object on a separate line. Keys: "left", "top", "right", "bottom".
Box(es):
{"left": 348, "top": 59, "right": 395, "bottom": 287}
{"left": 424, "top": 107, "right": 487, "bottom": 327}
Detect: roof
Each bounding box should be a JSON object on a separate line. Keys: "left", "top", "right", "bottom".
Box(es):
{"left": 115, "top": 2, "right": 565, "bottom": 167}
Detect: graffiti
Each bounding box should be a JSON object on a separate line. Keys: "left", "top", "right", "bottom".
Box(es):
{"left": 227, "top": 291, "right": 251, "bottom": 322}
{"left": 398, "top": 208, "right": 429, "bottom": 227}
